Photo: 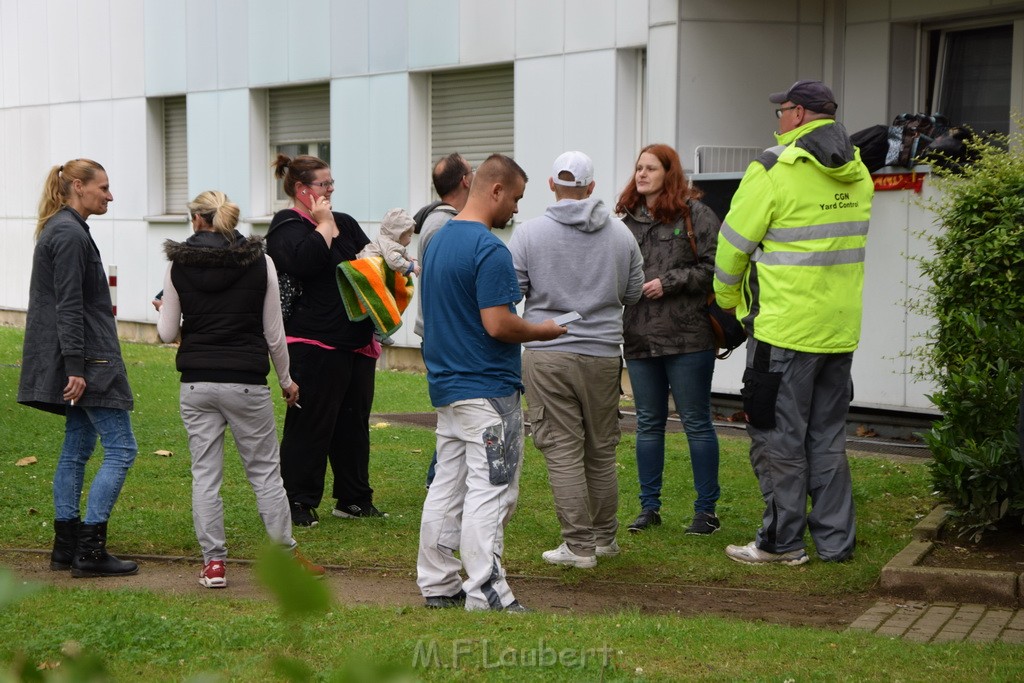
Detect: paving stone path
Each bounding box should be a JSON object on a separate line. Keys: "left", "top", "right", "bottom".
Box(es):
{"left": 849, "top": 600, "right": 1024, "bottom": 644}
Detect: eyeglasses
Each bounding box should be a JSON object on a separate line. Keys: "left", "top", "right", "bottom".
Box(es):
{"left": 775, "top": 105, "right": 799, "bottom": 119}
{"left": 306, "top": 180, "right": 335, "bottom": 189}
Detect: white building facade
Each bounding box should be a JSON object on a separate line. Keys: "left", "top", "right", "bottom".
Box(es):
{"left": 2, "top": 0, "right": 1023, "bottom": 413}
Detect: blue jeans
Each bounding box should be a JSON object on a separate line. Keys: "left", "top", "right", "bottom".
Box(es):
{"left": 53, "top": 406, "right": 138, "bottom": 524}
{"left": 426, "top": 451, "right": 438, "bottom": 488}
{"left": 627, "top": 351, "right": 720, "bottom": 514}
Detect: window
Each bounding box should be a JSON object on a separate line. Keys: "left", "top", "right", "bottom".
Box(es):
{"left": 163, "top": 96, "right": 187, "bottom": 214}
{"left": 430, "top": 65, "right": 514, "bottom": 170}
{"left": 929, "top": 25, "right": 1012, "bottom": 134}
{"left": 269, "top": 84, "right": 330, "bottom": 207}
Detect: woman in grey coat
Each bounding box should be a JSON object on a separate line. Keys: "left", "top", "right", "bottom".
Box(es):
{"left": 17, "top": 158, "right": 138, "bottom": 577}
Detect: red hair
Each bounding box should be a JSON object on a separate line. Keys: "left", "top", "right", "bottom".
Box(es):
{"left": 615, "top": 143, "right": 702, "bottom": 224}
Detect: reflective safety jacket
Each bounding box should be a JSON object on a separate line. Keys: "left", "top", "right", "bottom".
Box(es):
{"left": 713, "top": 119, "right": 873, "bottom": 353}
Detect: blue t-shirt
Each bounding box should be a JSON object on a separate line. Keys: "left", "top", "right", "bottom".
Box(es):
{"left": 421, "top": 220, "right": 523, "bottom": 407}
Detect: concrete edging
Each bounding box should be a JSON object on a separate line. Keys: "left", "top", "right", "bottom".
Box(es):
{"left": 880, "top": 504, "right": 1023, "bottom": 607}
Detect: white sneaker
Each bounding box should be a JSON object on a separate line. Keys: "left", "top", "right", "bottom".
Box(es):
{"left": 596, "top": 540, "right": 620, "bottom": 557}
{"left": 725, "top": 541, "right": 809, "bottom": 566}
{"left": 542, "top": 542, "right": 597, "bottom": 569}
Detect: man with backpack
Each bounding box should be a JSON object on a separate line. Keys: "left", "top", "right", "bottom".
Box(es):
{"left": 414, "top": 153, "right": 474, "bottom": 488}
{"left": 413, "top": 152, "right": 474, "bottom": 338}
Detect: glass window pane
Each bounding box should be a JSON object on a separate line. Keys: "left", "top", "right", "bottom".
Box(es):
{"left": 275, "top": 143, "right": 331, "bottom": 201}
{"left": 938, "top": 25, "right": 1012, "bottom": 134}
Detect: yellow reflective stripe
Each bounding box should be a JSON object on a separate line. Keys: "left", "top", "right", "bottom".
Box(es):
{"left": 756, "top": 247, "right": 865, "bottom": 267}
{"left": 764, "top": 220, "right": 869, "bottom": 243}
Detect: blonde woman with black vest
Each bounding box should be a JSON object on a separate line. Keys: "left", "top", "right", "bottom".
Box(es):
{"left": 156, "top": 190, "right": 323, "bottom": 588}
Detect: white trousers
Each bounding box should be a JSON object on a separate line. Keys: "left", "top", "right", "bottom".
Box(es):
{"left": 416, "top": 393, "right": 523, "bottom": 610}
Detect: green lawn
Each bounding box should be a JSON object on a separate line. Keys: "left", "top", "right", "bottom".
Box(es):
{"left": 3, "top": 324, "right": 1011, "bottom": 681}
{"left": 0, "top": 326, "right": 932, "bottom": 595}
{"left": 1, "top": 585, "right": 1021, "bottom": 681}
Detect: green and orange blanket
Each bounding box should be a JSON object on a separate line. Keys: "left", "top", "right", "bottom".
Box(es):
{"left": 336, "top": 257, "right": 414, "bottom": 337}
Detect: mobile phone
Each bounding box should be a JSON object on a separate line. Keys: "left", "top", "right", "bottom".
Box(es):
{"left": 300, "top": 190, "right": 315, "bottom": 212}
{"left": 553, "top": 311, "right": 582, "bottom": 326}
{"left": 154, "top": 290, "right": 164, "bottom": 300}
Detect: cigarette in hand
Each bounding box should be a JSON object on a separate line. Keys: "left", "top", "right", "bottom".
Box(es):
{"left": 70, "top": 399, "right": 75, "bottom": 406}
{"left": 294, "top": 403, "right": 302, "bottom": 409}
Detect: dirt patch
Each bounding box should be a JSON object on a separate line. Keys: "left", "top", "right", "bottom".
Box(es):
{"left": 922, "top": 521, "right": 1024, "bottom": 574}
{"left": 1, "top": 550, "right": 871, "bottom": 631}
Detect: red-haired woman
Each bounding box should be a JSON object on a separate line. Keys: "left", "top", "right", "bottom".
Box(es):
{"left": 616, "top": 144, "right": 721, "bottom": 536}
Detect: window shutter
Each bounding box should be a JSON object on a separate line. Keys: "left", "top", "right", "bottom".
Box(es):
{"left": 431, "top": 65, "right": 514, "bottom": 168}
{"left": 164, "top": 96, "right": 187, "bottom": 214}
{"left": 269, "top": 84, "right": 331, "bottom": 146}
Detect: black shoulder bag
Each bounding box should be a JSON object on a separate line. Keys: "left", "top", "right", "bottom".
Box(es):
{"left": 684, "top": 210, "right": 747, "bottom": 359}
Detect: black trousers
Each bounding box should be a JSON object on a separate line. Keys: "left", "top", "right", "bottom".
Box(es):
{"left": 280, "top": 343, "right": 376, "bottom": 509}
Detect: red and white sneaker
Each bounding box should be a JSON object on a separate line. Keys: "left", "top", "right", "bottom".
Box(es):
{"left": 199, "top": 560, "right": 227, "bottom": 588}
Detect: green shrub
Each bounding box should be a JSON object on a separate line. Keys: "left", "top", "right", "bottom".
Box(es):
{"left": 915, "top": 129, "right": 1024, "bottom": 540}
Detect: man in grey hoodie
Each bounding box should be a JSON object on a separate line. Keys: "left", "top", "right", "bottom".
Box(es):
{"left": 509, "top": 151, "right": 645, "bottom": 568}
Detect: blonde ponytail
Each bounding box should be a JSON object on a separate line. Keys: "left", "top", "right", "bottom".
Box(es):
{"left": 36, "top": 159, "right": 105, "bottom": 239}
{"left": 187, "top": 190, "right": 240, "bottom": 241}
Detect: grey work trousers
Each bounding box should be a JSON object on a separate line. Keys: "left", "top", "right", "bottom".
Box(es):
{"left": 742, "top": 339, "right": 856, "bottom": 561}
{"left": 522, "top": 350, "right": 621, "bottom": 555}
{"left": 180, "top": 382, "right": 295, "bottom": 563}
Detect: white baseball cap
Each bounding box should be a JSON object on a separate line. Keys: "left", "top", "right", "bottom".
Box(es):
{"left": 551, "top": 151, "right": 594, "bottom": 187}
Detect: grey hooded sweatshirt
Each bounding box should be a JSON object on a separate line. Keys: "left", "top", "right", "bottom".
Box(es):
{"left": 509, "top": 197, "right": 644, "bottom": 356}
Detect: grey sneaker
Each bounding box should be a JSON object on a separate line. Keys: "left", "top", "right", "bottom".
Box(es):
{"left": 424, "top": 589, "right": 466, "bottom": 609}
{"left": 627, "top": 509, "right": 662, "bottom": 533}
{"left": 541, "top": 543, "right": 597, "bottom": 569}
{"left": 685, "top": 511, "right": 721, "bottom": 536}
{"left": 725, "top": 541, "right": 809, "bottom": 566}
{"left": 596, "top": 540, "right": 621, "bottom": 557}
{"left": 503, "top": 600, "right": 529, "bottom": 613}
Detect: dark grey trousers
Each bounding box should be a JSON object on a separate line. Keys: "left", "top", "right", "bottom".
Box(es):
{"left": 743, "top": 339, "right": 856, "bottom": 561}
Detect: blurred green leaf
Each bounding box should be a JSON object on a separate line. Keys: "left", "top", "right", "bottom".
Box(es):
{"left": 254, "top": 545, "right": 332, "bottom": 619}
{"left": 0, "top": 569, "right": 39, "bottom": 610}
{"left": 271, "top": 656, "right": 315, "bottom": 682}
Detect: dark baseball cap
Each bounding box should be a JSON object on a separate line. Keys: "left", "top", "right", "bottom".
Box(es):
{"left": 769, "top": 80, "right": 837, "bottom": 115}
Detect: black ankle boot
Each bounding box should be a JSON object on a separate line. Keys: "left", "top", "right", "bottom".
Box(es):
{"left": 71, "top": 522, "right": 139, "bottom": 578}
{"left": 50, "top": 517, "right": 80, "bottom": 570}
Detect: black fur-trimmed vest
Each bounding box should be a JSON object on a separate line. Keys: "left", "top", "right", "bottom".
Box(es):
{"left": 164, "top": 230, "right": 270, "bottom": 384}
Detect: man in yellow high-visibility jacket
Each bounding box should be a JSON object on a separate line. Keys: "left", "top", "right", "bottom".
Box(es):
{"left": 714, "top": 80, "right": 873, "bottom": 566}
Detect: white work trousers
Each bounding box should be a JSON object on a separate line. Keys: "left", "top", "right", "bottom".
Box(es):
{"left": 416, "top": 393, "right": 524, "bottom": 610}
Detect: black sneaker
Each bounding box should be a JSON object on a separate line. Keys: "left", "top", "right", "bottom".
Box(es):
{"left": 332, "top": 503, "right": 388, "bottom": 519}
{"left": 425, "top": 589, "right": 466, "bottom": 609}
{"left": 627, "top": 509, "right": 662, "bottom": 533}
{"left": 685, "top": 511, "right": 721, "bottom": 535}
{"left": 502, "top": 600, "right": 529, "bottom": 613}
{"left": 290, "top": 502, "right": 319, "bottom": 528}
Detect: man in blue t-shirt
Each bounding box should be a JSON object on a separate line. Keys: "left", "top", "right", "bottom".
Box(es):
{"left": 416, "top": 154, "right": 566, "bottom": 612}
